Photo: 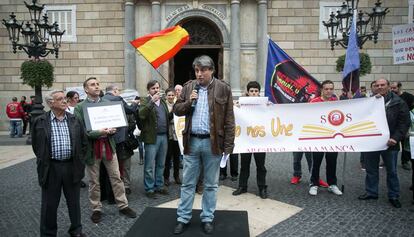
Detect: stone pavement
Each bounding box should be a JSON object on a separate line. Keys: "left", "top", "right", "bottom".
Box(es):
{"left": 0, "top": 135, "right": 414, "bottom": 236}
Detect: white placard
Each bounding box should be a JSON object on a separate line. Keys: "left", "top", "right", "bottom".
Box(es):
{"left": 410, "top": 137, "right": 414, "bottom": 159}
{"left": 85, "top": 103, "right": 127, "bottom": 131}
{"left": 238, "top": 96, "right": 268, "bottom": 105}
{"left": 392, "top": 23, "right": 414, "bottom": 64}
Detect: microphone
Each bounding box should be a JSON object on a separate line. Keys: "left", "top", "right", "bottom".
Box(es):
{"left": 191, "top": 84, "right": 201, "bottom": 108}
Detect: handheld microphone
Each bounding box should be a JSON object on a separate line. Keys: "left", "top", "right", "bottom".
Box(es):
{"left": 191, "top": 84, "right": 201, "bottom": 108}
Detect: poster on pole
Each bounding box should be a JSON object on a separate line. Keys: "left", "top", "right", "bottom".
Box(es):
{"left": 392, "top": 23, "right": 414, "bottom": 64}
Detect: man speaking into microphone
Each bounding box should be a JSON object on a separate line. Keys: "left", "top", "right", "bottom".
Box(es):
{"left": 173, "top": 55, "right": 235, "bottom": 235}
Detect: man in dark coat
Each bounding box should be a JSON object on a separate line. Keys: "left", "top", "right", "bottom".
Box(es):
{"left": 358, "top": 79, "right": 410, "bottom": 208}
{"left": 32, "top": 90, "right": 87, "bottom": 237}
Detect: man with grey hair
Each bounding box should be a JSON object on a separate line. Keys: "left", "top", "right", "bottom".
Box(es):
{"left": 358, "top": 78, "right": 410, "bottom": 208}
{"left": 173, "top": 55, "right": 235, "bottom": 235}
{"left": 174, "top": 84, "right": 183, "bottom": 99}
{"left": 32, "top": 90, "right": 87, "bottom": 237}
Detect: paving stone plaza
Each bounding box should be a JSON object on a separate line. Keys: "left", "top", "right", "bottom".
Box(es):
{"left": 0, "top": 134, "right": 413, "bottom": 236}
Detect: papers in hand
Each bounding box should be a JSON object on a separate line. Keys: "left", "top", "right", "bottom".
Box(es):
{"left": 220, "top": 153, "right": 230, "bottom": 168}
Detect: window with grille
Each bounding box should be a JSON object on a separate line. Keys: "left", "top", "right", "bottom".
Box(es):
{"left": 44, "top": 5, "right": 77, "bottom": 42}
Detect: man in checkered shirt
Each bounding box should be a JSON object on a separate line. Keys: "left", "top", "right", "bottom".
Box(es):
{"left": 32, "top": 90, "right": 87, "bottom": 237}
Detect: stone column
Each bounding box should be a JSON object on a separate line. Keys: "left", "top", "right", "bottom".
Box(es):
{"left": 230, "top": 0, "right": 241, "bottom": 93}
{"left": 256, "top": 0, "right": 267, "bottom": 83}
{"left": 151, "top": 0, "right": 162, "bottom": 82}
{"left": 124, "top": 0, "right": 136, "bottom": 89}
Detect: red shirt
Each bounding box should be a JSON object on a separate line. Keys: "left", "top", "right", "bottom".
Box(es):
{"left": 6, "top": 102, "right": 24, "bottom": 119}
{"left": 310, "top": 96, "right": 338, "bottom": 103}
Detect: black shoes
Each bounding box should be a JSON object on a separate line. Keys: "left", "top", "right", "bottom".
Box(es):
{"left": 119, "top": 207, "right": 137, "bottom": 218}
{"left": 259, "top": 188, "right": 268, "bottom": 199}
{"left": 358, "top": 194, "right": 378, "bottom": 200}
{"left": 230, "top": 176, "right": 238, "bottom": 181}
{"left": 175, "top": 176, "right": 182, "bottom": 185}
{"left": 145, "top": 191, "right": 156, "bottom": 199}
{"left": 389, "top": 199, "right": 402, "bottom": 208}
{"left": 201, "top": 222, "right": 214, "bottom": 235}
{"left": 70, "top": 233, "right": 87, "bottom": 237}
{"left": 232, "top": 187, "right": 247, "bottom": 196}
{"left": 173, "top": 222, "right": 188, "bottom": 235}
{"left": 91, "top": 211, "right": 102, "bottom": 223}
{"left": 155, "top": 187, "right": 169, "bottom": 195}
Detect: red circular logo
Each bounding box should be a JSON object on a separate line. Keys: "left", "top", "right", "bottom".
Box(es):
{"left": 328, "top": 110, "right": 345, "bottom": 126}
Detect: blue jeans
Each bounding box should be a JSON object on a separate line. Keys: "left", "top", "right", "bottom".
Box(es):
{"left": 365, "top": 150, "right": 400, "bottom": 199}
{"left": 144, "top": 134, "right": 168, "bottom": 192}
{"left": 292, "top": 152, "right": 312, "bottom": 177}
{"left": 177, "top": 137, "right": 221, "bottom": 223}
{"left": 9, "top": 119, "right": 22, "bottom": 138}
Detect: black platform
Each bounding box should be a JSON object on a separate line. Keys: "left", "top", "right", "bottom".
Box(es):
{"left": 125, "top": 207, "right": 250, "bottom": 237}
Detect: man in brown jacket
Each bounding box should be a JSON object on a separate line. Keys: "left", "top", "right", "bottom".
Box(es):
{"left": 173, "top": 55, "right": 235, "bottom": 235}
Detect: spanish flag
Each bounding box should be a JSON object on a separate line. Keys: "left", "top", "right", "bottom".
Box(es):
{"left": 130, "top": 25, "right": 190, "bottom": 69}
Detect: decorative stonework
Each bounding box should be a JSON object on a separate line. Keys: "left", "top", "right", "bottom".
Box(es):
{"left": 201, "top": 4, "right": 227, "bottom": 20}
{"left": 165, "top": 5, "right": 192, "bottom": 22}
{"left": 182, "top": 20, "right": 221, "bottom": 45}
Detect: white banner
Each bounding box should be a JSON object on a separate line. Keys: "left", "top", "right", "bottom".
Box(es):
{"left": 174, "top": 97, "right": 390, "bottom": 153}
{"left": 392, "top": 23, "right": 414, "bottom": 64}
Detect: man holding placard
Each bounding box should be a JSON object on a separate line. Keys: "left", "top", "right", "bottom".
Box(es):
{"left": 74, "top": 77, "right": 137, "bottom": 223}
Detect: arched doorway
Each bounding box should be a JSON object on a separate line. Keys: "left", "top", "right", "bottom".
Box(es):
{"left": 169, "top": 18, "right": 223, "bottom": 87}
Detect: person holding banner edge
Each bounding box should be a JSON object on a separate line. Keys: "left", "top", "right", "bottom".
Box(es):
{"left": 173, "top": 55, "right": 235, "bottom": 235}
{"left": 358, "top": 78, "right": 410, "bottom": 208}
{"left": 232, "top": 81, "right": 268, "bottom": 199}
{"left": 308, "top": 80, "right": 343, "bottom": 196}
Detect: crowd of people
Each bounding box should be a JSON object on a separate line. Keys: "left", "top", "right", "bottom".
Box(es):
{"left": 12, "top": 54, "right": 412, "bottom": 236}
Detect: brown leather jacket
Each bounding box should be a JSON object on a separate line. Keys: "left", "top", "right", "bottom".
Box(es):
{"left": 173, "top": 78, "right": 235, "bottom": 155}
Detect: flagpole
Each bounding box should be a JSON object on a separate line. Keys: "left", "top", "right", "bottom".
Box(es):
{"left": 137, "top": 53, "right": 170, "bottom": 88}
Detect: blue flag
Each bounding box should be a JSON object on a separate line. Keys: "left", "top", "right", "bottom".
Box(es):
{"left": 265, "top": 38, "right": 321, "bottom": 104}
{"left": 342, "top": 10, "right": 360, "bottom": 93}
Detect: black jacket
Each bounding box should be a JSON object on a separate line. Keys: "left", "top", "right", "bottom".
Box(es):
{"left": 385, "top": 92, "right": 410, "bottom": 150}
{"left": 31, "top": 111, "right": 87, "bottom": 187}
{"left": 102, "top": 92, "right": 138, "bottom": 144}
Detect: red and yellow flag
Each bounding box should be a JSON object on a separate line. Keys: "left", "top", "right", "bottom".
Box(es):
{"left": 130, "top": 25, "right": 190, "bottom": 69}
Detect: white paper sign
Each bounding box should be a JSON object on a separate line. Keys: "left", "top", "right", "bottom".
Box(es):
{"left": 410, "top": 137, "right": 414, "bottom": 159}
{"left": 392, "top": 23, "right": 414, "bottom": 64}
{"left": 86, "top": 103, "right": 127, "bottom": 131}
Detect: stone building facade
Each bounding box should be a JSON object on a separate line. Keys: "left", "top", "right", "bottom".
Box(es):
{"left": 0, "top": 0, "right": 413, "bottom": 130}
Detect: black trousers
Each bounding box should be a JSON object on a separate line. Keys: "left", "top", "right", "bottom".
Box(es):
{"left": 310, "top": 152, "right": 338, "bottom": 186}
{"left": 401, "top": 140, "right": 411, "bottom": 164}
{"left": 40, "top": 161, "right": 82, "bottom": 237}
{"left": 164, "top": 140, "right": 181, "bottom": 179}
{"left": 239, "top": 153, "right": 266, "bottom": 189}
{"left": 220, "top": 153, "right": 239, "bottom": 177}
{"left": 411, "top": 159, "right": 414, "bottom": 201}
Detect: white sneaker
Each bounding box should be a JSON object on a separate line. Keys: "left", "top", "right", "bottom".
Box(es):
{"left": 309, "top": 186, "right": 318, "bottom": 196}
{"left": 328, "top": 185, "right": 343, "bottom": 195}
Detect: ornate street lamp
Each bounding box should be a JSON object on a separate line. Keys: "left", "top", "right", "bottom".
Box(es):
{"left": 322, "top": 0, "right": 389, "bottom": 50}
{"left": 2, "top": 0, "right": 65, "bottom": 144}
